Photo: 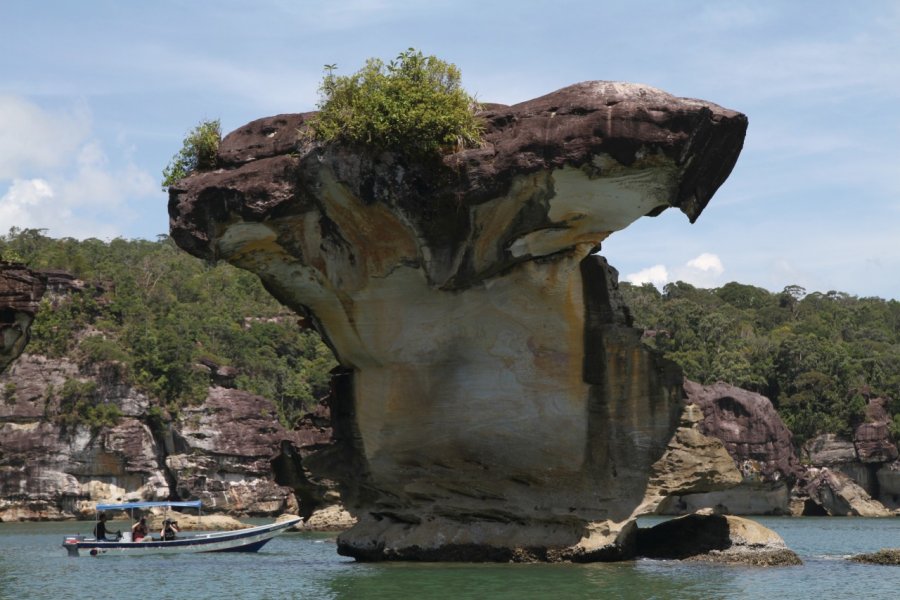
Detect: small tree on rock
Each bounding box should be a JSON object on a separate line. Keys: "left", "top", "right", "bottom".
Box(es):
{"left": 310, "top": 48, "right": 482, "bottom": 157}
{"left": 161, "top": 119, "right": 221, "bottom": 190}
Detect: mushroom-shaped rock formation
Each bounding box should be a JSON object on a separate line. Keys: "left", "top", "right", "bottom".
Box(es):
{"left": 0, "top": 262, "right": 46, "bottom": 373}
{"left": 169, "top": 81, "right": 747, "bottom": 561}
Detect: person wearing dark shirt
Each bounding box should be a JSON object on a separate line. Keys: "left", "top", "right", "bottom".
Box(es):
{"left": 93, "top": 513, "right": 120, "bottom": 541}
{"left": 161, "top": 519, "right": 179, "bottom": 541}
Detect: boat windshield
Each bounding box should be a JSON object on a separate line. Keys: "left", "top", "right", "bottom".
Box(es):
{"left": 95, "top": 501, "right": 202, "bottom": 511}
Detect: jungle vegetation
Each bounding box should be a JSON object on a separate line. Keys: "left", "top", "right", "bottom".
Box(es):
{"left": 620, "top": 280, "right": 900, "bottom": 445}
{"left": 1, "top": 228, "right": 335, "bottom": 428}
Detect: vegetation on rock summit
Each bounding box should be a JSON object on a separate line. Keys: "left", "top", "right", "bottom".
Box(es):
{"left": 309, "top": 48, "right": 483, "bottom": 156}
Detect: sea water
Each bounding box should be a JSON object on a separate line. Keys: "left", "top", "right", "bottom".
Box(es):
{"left": 1, "top": 517, "right": 899, "bottom": 599}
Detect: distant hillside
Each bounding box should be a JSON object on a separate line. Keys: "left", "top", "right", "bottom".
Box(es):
{"left": 620, "top": 280, "right": 900, "bottom": 445}
{"left": 0, "top": 227, "right": 335, "bottom": 428}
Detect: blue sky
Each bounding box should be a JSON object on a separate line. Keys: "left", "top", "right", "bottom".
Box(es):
{"left": 1, "top": 0, "right": 898, "bottom": 299}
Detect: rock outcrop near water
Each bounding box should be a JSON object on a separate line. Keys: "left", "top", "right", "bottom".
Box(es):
{"left": 800, "top": 396, "right": 900, "bottom": 514}
{"left": 169, "top": 81, "right": 747, "bottom": 561}
{"left": 655, "top": 385, "right": 899, "bottom": 517}
{"left": 640, "top": 402, "right": 743, "bottom": 514}
{"left": 659, "top": 381, "right": 802, "bottom": 515}
{"left": 0, "top": 262, "right": 45, "bottom": 373}
{"left": 637, "top": 512, "right": 802, "bottom": 566}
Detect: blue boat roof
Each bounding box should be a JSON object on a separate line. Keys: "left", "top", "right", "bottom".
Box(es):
{"left": 95, "top": 501, "right": 202, "bottom": 511}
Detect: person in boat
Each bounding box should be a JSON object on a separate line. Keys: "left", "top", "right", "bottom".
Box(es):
{"left": 131, "top": 516, "right": 149, "bottom": 542}
{"left": 93, "top": 513, "right": 121, "bottom": 541}
{"left": 161, "top": 518, "right": 179, "bottom": 541}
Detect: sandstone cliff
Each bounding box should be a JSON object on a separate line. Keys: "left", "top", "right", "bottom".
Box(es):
{"left": 169, "top": 81, "right": 747, "bottom": 561}
{"left": 657, "top": 383, "right": 898, "bottom": 517}
{"left": 0, "top": 262, "right": 45, "bottom": 373}
{"left": 0, "top": 351, "right": 322, "bottom": 520}
{"left": 800, "top": 396, "right": 900, "bottom": 513}
{"left": 656, "top": 381, "right": 801, "bottom": 515}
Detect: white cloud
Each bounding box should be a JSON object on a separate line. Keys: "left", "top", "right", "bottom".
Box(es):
{"left": 625, "top": 264, "right": 669, "bottom": 287}
{"left": 625, "top": 253, "right": 726, "bottom": 290}
{"left": 1, "top": 129, "right": 157, "bottom": 239}
{"left": 0, "top": 96, "right": 91, "bottom": 180}
{"left": 58, "top": 141, "right": 156, "bottom": 210}
{"left": 0, "top": 177, "right": 116, "bottom": 239}
{"left": 0, "top": 179, "right": 55, "bottom": 224}
{"left": 685, "top": 253, "right": 724, "bottom": 275}
{"left": 673, "top": 253, "right": 726, "bottom": 288}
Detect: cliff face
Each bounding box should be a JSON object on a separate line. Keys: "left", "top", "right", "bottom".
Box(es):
{"left": 802, "top": 397, "right": 900, "bottom": 513}
{"left": 658, "top": 384, "right": 899, "bottom": 517}
{"left": 0, "top": 352, "right": 330, "bottom": 521}
{"left": 656, "top": 381, "right": 801, "bottom": 515}
{"left": 169, "top": 81, "right": 747, "bottom": 560}
{"left": 0, "top": 263, "right": 46, "bottom": 373}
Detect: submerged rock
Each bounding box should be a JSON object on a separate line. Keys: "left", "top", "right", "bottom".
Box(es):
{"left": 169, "top": 81, "right": 747, "bottom": 561}
{"left": 637, "top": 512, "right": 801, "bottom": 566}
{"left": 849, "top": 548, "right": 900, "bottom": 565}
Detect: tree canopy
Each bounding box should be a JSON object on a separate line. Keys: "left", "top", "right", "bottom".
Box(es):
{"left": 1, "top": 228, "right": 335, "bottom": 427}
{"left": 620, "top": 281, "right": 900, "bottom": 445}
{"left": 161, "top": 118, "right": 221, "bottom": 190}
{"left": 309, "top": 48, "right": 483, "bottom": 156}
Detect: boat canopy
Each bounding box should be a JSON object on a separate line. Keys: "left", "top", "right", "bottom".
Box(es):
{"left": 95, "top": 501, "right": 202, "bottom": 511}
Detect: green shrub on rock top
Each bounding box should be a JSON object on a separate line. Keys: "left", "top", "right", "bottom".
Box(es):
{"left": 161, "top": 119, "right": 221, "bottom": 190}
{"left": 310, "top": 48, "right": 482, "bottom": 156}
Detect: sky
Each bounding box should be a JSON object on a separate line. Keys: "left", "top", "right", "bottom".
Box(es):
{"left": 1, "top": 0, "right": 898, "bottom": 299}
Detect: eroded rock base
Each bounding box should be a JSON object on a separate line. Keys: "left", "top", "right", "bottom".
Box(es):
{"left": 337, "top": 517, "right": 636, "bottom": 562}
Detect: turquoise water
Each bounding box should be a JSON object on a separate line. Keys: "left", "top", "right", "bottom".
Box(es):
{"left": 1, "top": 517, "right": 899, "bottom": 599}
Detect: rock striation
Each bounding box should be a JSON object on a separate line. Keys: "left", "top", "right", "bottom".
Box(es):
{"left": 169, "top": 81, "right": 747, "bottom": 560}
{"left": 639, "top": 403, "right": 743, "bottom": 514}
{"left": 165, "top": 387, "right": 302, "bottom": 515}
{"left": 0, "top": 353, "right": 325, "bottom": 521}
{"left": 799, "top": 467, "right": 893, "bottom": 517}
{"left": 854, "top": 397, "right": 899, "bottom": 464}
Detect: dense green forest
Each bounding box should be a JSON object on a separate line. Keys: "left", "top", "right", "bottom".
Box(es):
{"left": 3, "top": 228, "right": 898, "bottom": 444}
{"left": 1, "top": 228, "right": 335, "bottom": 427}
{"left": 620, "top": 280, "right": 900, "bottom": 444}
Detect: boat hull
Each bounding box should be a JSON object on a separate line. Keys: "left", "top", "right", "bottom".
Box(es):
{"left": 63, "top": 517, "right": 301, "bottom": 557}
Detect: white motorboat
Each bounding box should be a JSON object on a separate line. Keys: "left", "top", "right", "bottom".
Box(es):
{"left": 62, "top": 501, "right": 301, "bottom": 557}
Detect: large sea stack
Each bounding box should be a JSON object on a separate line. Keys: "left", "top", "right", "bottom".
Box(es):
{"left": 169, "top": 81, "right": 747, "bottom": 561}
